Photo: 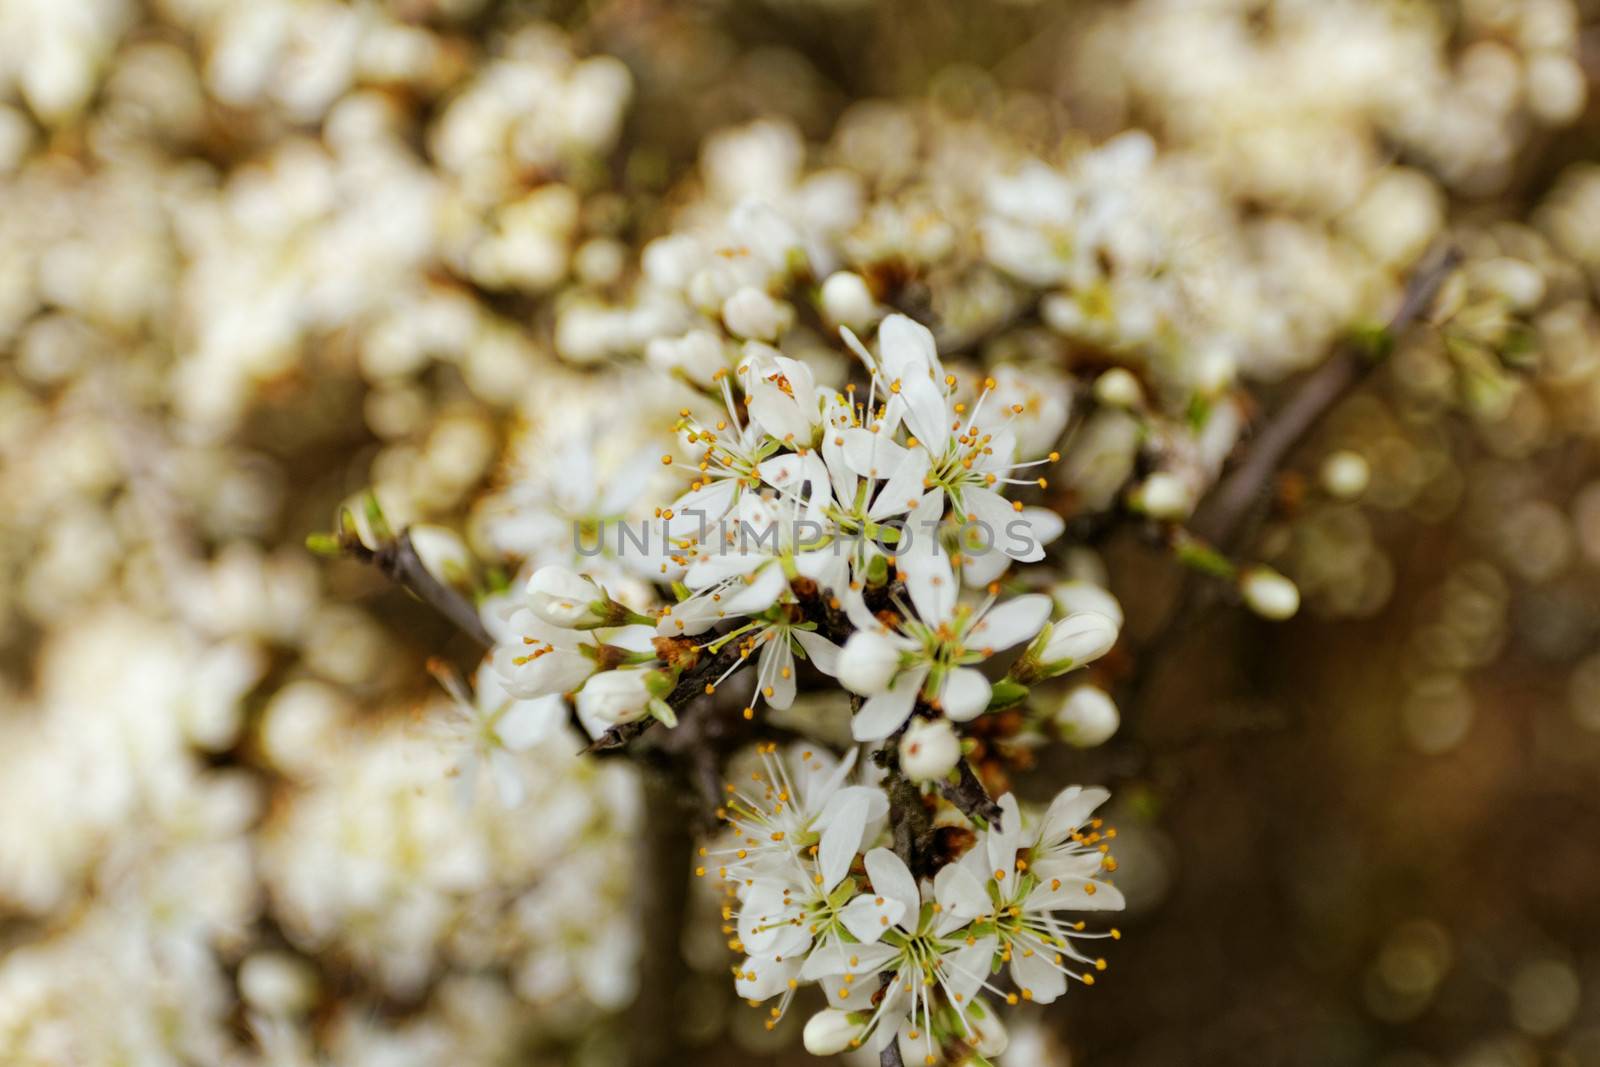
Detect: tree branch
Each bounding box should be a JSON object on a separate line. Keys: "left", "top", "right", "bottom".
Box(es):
{"left": 936, "top": 759, "right": 1003, "bottom": 827}
{"left": 1190, "top": 244, "right": 1461, "bottom": 551}
{"left": 334, "top": 527, "right": 492, "bottom": 648}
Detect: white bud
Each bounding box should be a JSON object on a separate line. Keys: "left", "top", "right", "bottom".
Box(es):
{"left": 1051, "top": 685, "right": 1120, "bottom": 748}
{"left": 1093, "top": 367, "right": 1143, "bottom": 408}
{"left": 1050, "top": 580, "right": 1123, "bottom": 628}
{"left": 1039, "top": 612, "right": 1119, "bottom": 669}
{"left": 1319, "top": 450, "right": 1370, "bottom": 500}
{"left": 527, "top": 565, "right": 602, "bottom": 627}
{"left": 576, "top": 667, "right": 655, "bottom": 725}
{"left": 1195, "top": 350, "right": 1236, "bottom": 393}
{"left": 819, "top": 271, "right": 878, "bottom": 329}
{"left": 1240, "top": 566, "right": 1300, "bottom": 621}
{"left": 803, "top": 1008, "right": 859, "bottom": 1056}
{"left": 838, "top": 630, "right": 902, "bottom": 695}
{"left": 968, "top": 997, "right": 1010, "bottom": 1057}
{"left": 899, "top": 717, "right": 962, "bottom": 781}
{"left": 1134, "top": 471, "right": 1192, "bottom": 521}
{"left": 721, "top": 285, "right": 789, "bottom": 341}
{"left": 239, "top": 952, "right": 318, "bottom": 1016}
{"left": 645, "top": 329, "right": 726, "bottom": 387}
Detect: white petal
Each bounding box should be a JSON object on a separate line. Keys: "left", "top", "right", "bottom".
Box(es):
{"left": 735, "top": 955, "right": 802, "bottom": 1001}
{"left": 497, "top": 695, "right": 565, "bottom": 751}
{"left": 850, "top": 665, "right": 927, "bottom": 742}
{"left": 720, "top": 564, "right": 788, "bottom": 615}
{"left": 1009, "top": 946, "right": 1069, "bottom": 1004}
{"left": 986, "top": 794, "right": 1023, "bottom": 879}
{"left": 758, "top": 634, "right": 797, "bottom": 710}
{"left": 938, "top": 935, "right": 998, "bottom": 1005}
{"left": 839, "top": 892, "right": 905, "bottom": 944}
{"left": 867, "top": 446, "right": 931, "bottom": 521}
{"left": 864, "top": 848, "right": 921, "bottom": 933}
{"left": 1024, "top": 871, "right": 1126, "bottom": 913}
{"left": 933, "top": 854, "right": 993, "bottom": 920}
{"left": 800, "top": 938, "right": 899, "bottom": 982}
{"left": 818, "top": 792, "right": 868, "bottom": 891}
{"left": 793, "top": 628, "right": 842, "bottom": 676}
{"left": 959, "top": 485, "right": 1043, "bottom": 562}
{"left": 1039, "top": 785, "right": 1111, "bottom": 846}
{"left": 968, "top": 594, "right": 1051, "bottom": 652}
{"left": 899, "top": 491, "right": 953, "bottom": 625}
{"left": 939, "top": 666, "right": 991, "bottom": 722}
{"left": 842, "top": 427, "right": 911, "bottom": 480}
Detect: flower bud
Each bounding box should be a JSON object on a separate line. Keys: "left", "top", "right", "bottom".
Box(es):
{"left": 1093, "top": 367, "right": 1142, "bottom": 408}
{"left": 1041, "top": 612, "right": 1118, "bottom": 668}
{"left": 803, "top": 1008, "right": 860, "bottom": 1055}
{"left": 1051, "top": 684, "right": 1120, "bottom": 748}
{"left": 967, "top": 997, "right": 1010, "bottom": 1057}
{"left": 819, "top": 271, "right": 878, "bottom": 329}
{"left": 1240, "top": 566, "right": 1300, "bottom": 620}
{"left": 838, "top": 630, "right": 902, "bottom": 695}
{"left": 1319, "top": 450, "right": 1369, "bottom": 500}
{"left": 721, "top": 285, "right": 789, "bottom": 341}
{"left": 576, "top": 667, "right": 668, "bottom": 725}
{"left": 239, "top": 951, "right": 318, "bottom": 1016}
{"left": 645, "top": 329, "right": 726, "bottom": 388}
{"left": 1050, "top": 580, "right": 1123, "bottom": 628}
{"left": 899, "top": 717, "right": 961, "bottom": 781}
{"left": 1132, "top": 471, "right": 1192, "bottom": 521}
{"left": 527, "top": 565, "right": 605, "bottom": 627}
{"left": 1011, "top": 612, "right": 1119, "bottom": 685}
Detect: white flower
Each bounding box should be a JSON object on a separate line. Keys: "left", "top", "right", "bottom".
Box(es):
{"left": 837, "top": 630, "right": 901, "bottom": 694}
{"left": 1014, "top": 611, "right": 1119, "bottom": 683}
{"left": 645, "top": 329, "right": 729, "bottom": 387}
{"left": 804, "top": 847, "right": 1003, "bottom": 1061}
{"left": 489, "top": 605, "right": 656, "bottom": 700}
{"left": 1051, "top": 685, "right": 1120, "bottom": 748}
{"left": 709, "top": 745, "right": 884, "bottom": 884}
{"left": 1093, "top": 367, "right": 1143, "bottom": 408}
{"left": 1240, "top": 566, "right": 1300, "bottom": 620}
{"left": 1320, "top": 450, "right": 1370, "bottom": 499}
{"left": 819, "top": 270, "right": 878, "bottom": 329}
{"left": 526, "top": 566, "right": 603, "bottom": 627}
{"left": 722, "top": 285, "right": 790, "bottom": 341}
{"left": 430, "top": 662, "right": 566, "bottom": 807}
{"left": 574, "top": 666, "right": 668, "bottom": 726}
{"left": 841, "top": 554, "right": 1050, "bottom": 740}
{"left": 803, "top": 1008, "right": 859, "bottom": 1055}
{"left": 1131, "top": 471, "right": 1193, "bottom": 520}
{"left": 738, "top": 342, "right": 822, "bottom": 445}
{"left": 839, "top": 316, "right": 1064, "bottom": 565}
{"left": 934, "top": 791, "right": 1124, "bottom": 1005}
{"left": 1050, "top": 580, "right": 1124, "bottom": 628}
{"left": 899, "top": 718, "right": 961, "bottom": 781}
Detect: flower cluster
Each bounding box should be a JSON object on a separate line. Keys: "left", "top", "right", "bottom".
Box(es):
{"left": 706, "top": 746, "right": 1122, "bottom": 1064}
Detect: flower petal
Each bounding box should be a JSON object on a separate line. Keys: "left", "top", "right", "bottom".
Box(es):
{"left": 851, "top": 665, "right": 928, "bottom": 741}
{"left": 864, "top": 848, "right": 921, "bottom": 933}
{"left": 969, "top": 594, "right": 1051, "bottom": 652}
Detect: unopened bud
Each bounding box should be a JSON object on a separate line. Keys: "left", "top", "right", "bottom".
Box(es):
{"left": 1320, "top": 450, "right": 1370, "bottom": 500}
{"left": 819, "top": 270, "right": 879, "bottom": 330}
{"left": 1240, "top": 566, "right": 1300, "bottom": 621}
{"left": 803, "top": 1008, "right": 860, "bottom": 1056}
{"left": 1051, "top": 685, "right": 1120, "bottom": 748}
{"left": 1094, "top": 367, "right": 1143, "bottom": 409}
{"left": 899, "top": 717, "right": 962, "bottom": 781}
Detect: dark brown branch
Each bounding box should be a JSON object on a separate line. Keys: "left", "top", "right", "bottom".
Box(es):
{"left": 342, "top": 528, "right": 492, "bottom": 648}
{"left": 1190, "top": 244, "right": 1461, "bottom": 551}
{"left": 936, "top": 759, "right": 1003, "bottom": 827}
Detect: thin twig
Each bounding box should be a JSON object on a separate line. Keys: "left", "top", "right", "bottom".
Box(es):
{"left": 1190, "top": 244, "right": 1461, "bottom": 551}
{"left": 376, "top": 531, "right": 493, "bottom": 647}
{"left": 936, "top": 760, "right": 1003, "bottom": 827}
